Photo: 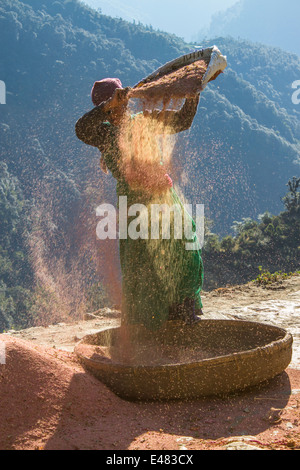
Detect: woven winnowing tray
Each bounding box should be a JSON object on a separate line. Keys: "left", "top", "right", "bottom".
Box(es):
{"left": 129, "top": 46, "right": 227, "bottom": 104}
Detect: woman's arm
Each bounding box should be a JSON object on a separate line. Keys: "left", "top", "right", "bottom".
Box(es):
{"left": 75, "top": 88, "right": 131, "bottom": 147}
{"left": 75, "top": 105, "right": 108, "bottom": 148}
{"left": 145, "top": 95, "right": 200, "bottom": 134}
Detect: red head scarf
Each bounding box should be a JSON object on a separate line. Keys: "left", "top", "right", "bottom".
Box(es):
{"left": 91, "top": 78, "right": 123, "bottom": 106}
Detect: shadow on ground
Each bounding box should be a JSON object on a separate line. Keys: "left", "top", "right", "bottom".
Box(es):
{"left": 44, "top": 370, "right": 291, "bottom": 450}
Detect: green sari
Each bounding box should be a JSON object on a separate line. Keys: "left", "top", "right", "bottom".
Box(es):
{"left": 101, "top": 121, "right": 204, "bottom": 330}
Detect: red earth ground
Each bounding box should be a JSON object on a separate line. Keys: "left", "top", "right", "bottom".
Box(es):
{"left": 0, "top": 334, "right": 299, "bottom": 451}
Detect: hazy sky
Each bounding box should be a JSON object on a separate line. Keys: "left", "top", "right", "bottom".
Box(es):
{"left": 84, "top": 0, "right": 238, "bottom": 41}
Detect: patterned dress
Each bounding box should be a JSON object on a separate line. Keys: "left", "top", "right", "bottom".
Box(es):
{"left": 75, "top": 98, "right": 204, "bottom": 329}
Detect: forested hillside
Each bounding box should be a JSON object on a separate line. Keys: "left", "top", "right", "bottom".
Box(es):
{"left": 0, "top": 163, "right": 33, "bottom": 331}
{"left": 0, "top": 0, "right": 299, "bottom": 330}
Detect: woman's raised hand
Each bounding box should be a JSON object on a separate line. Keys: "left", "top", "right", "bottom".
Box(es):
{"left": 102, "top": 87, "right": 131, "bottom": 112}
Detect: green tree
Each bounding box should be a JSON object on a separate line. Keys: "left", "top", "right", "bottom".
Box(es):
{"left": 0, "top": 163, "right": 33, "bottom": 331}
{"left": 282, "top": 177, "right": 300, "bottom": 214}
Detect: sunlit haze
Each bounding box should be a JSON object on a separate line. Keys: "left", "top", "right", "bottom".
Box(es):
{"left": 84, "top": 0, "right": 238, "bottom": 41}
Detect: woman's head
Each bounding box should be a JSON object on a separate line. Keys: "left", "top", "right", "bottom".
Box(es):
{"left": 91, "top": 78, "right": 123, "bottom": 106}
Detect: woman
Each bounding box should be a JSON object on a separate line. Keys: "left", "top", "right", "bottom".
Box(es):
{"left": 75, "top": 78, "right": 204, "bottom": 330}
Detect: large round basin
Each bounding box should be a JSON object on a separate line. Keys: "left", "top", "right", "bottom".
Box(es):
{"left": 75, "top": 320, "right": 293, "bottom": 401}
